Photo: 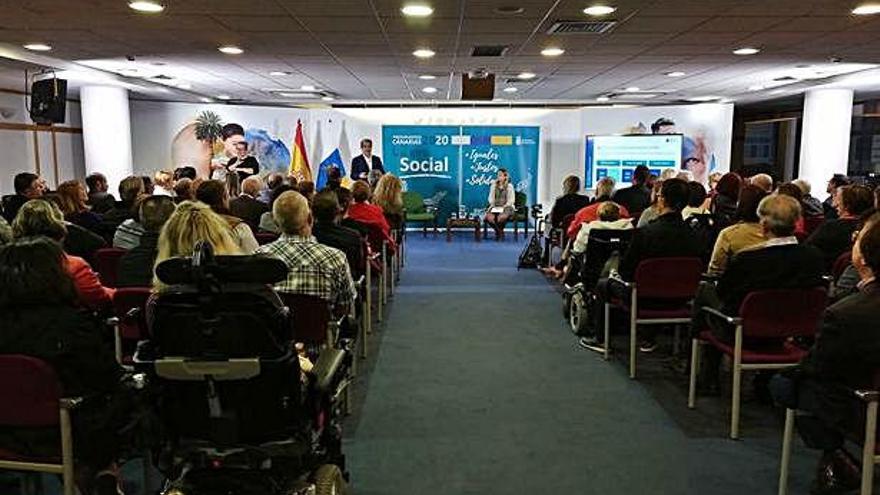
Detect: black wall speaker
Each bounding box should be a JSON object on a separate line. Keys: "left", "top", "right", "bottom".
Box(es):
{"left": 461, "top": 73, "right": 495, "bottom": 100}
{"left": 30, "top": 78, "right": 67, "bottom": 124}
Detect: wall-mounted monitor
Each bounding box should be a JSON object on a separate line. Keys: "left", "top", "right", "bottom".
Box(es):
{"left": 585, "top": 134, "right": 683, "bottom": 188}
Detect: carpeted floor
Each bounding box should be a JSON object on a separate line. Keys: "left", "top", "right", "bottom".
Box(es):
{"left": 344, "top": 234, "right": 823, "bottom": 495}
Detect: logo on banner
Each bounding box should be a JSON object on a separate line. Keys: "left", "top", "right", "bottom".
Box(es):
{"left": 490, "top": 135, "right": 513, "bottom": 145}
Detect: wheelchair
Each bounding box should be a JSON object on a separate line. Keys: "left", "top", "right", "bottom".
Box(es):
{"left": 133, "top": 242, "right": 353, "bottom": 495}
{"left": 562, "top": 229, "right": 633, "bottom": 336}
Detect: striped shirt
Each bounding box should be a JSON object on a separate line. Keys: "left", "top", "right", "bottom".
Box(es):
{"left": 256, "top": 234, "right": 355, "bottom": 307}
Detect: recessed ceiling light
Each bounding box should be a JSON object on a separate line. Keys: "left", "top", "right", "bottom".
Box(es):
{"left": 583, "top": 5, "right": 616, "bottom": 16}
{"left": 665, "top": 71, "right": 686, "bottom": 77}
{"left": 128, "top": 1, "right": 164, "bottom": 13}
{"left": 321, "top": 95, "right": 335, "bottom": 101}
{"left": 176, "top": 82, "right": 192, "bottom": 90}
{"left": 517, "top": 71, "right": 536, "bottom": 80}
{"left": 199, "top": 97, "right": 213, "bottom": 103}
{"left": 300, "top": 85, "right": 317, "bottom": 91}
{"left": 422, "top": 86, "right": 438, "bottom": 94}
{"left": 596, "top": 96, "right": 610, "bottom": 102}
{"left": 624, "top": 86, "right": 640, "bottom": 92}
{"left": 541, "top": 47, "right": 565, "bottom": 57}
{"left": 494, "top": 6, "right": 525, "bottom": 15}
{"left": 217, "top": 95, "right": 231, "bottom": 100}
{"left": 418, "top": 74, "right": 436, "bottom": 80}
{"left": 218, "top": 45, "right": 244, "bottom": 55}
{"left": 269, "top": 71, "right": 292, "bottom": 76}
{"left": 687, "top": 96, "right": 721, "bottom": 102}
{"left": 23, "top": 43, "right": 52, "bottom": 51}
{"left": 853, "top": 3, "right": 880, "bottom": 14}
{"left": 413, "top": 48, "right": 435, "bottom": 58}
{"left": 401, "top": 4, "right": 433, "bottom": 17}
{"left": 733, "top": 47, "right": 760, "bottom": 56}
{"left": 503, "top": 86, "right": 518, "bottom": 93}
{"left": 748, "top": 84, "right": 765, "bottom": 91}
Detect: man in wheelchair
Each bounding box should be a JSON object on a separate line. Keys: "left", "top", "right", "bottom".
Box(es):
{"left": 135, "top": 241, "right": 352, "bottom": 495}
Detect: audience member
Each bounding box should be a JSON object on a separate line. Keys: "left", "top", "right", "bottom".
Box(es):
{"left": 2, "top": 172, "right": 46, "bottom": 223}
{"left": 141, "top": 175, "right": 154, "bottom": 195}
{"left": 325, "top": 166, "right": 343, "bottom": 191}
{"left": 195, "top": 180, "right": 259, "bottom": 254}
{"left": 708, "top": 172, "right": 723, "bottom": 194}
{"left": 373, "top": 173, "right": 404, "bottom": 230}
{"left": 173, "top": 166, "right": 197, "bottom": 181}
{"left": 568, "top": 177, "right": 630, "bottom": 239}
{"left": 707, "top": 185, "right": 768, "bottom": 275}
{"left": 676, "top": 170, "right": 694, "bottom": 182}
{"left": 484, "top": 168, "right": 516, "bottom": 240}
{"left": 113, "top": 196, "right": 148, "bottom": 250}
{"left": 681, "top": 181, "right": 709, "bottom": 219}
{"left": 549, "top": 175, "right": 591, "bottom": 229}
{"left": 0, "top": 216, "right": 11, "bottom": 245}
{"left": 260, "top": 172, "right": 285, "bottom": 204}
{"left": 153, "top": 170, "right": 174, "bottom": 196}
{"left": 368, "top": 169, "right": 383, "bottom": 190}
{"left": 823, "top": 174, "right": 849, "bottom": 220}
{"left": 570, "top": 201, "right": 633, "bottom": 258}
{"left": 42, "top": 194, "right": 107, "bottom": 263}
{"left": 298, "top": 180, "right": 317, "bottom": 204}
{"left": 100, "top": 176, "right": 145, "bottom": 243}
{"left": 750, "top": 173, "right": 773, "bottom": 193}
{"left": 153, "top": 201, "right": 242, "bottom": 290}
{"left": 12, "top": 199, "right": 114, "bottom": 309}
{"left": 792, "top": 178, "right": 824, "bottom": 218}
{"left": 770, "top": 212, "right": 880, "bottom": 493}
{"left": 349, "top": 180, "right": 395, "bottom": 248}
{"left": 117, "top": 196, "right": 176, "bottom": 287}
{"left": 259, "top": 184, "right": 296, "bottom": 233}
{"left": 808, "top": 184, "right": 874, "bottom": 269}
{"left": 0, "top": 237, "right": 127, "bottom": 495}
{"left": 336, "top": 187, "right": 369, "bottom": 238}
{"left": 256, "top": 190, "right": 355, "bottom": 309}
{"left": 172, "top": 177, "right": 195, "bottom": 203}
{"left": 612, "top": 164, "right": 651, "bottom": 219}
{"left": 57, "top": 180, "right": 103, "bottom": 232}
{"left": 694, "top": 195, "right": 825, "bottom": 390}
{"left": 637, "top": 180, "right": 664, "bottom": 227}
{"left": 710, "top": 172, "right": 742, "bottom": 228}
{"left": 312, "top": 190, "right": 364, "bottom": 277}
{"left": 230, "top": 176, "right": 269, "bottom": 230}
{"left": 777, "top": 182, "right": 808, "bottom": 236}
{"left": 225, "top": 171, "right": 241, "bottom": 199}
{"left": 85, "top": 172, "right": 115, "bottom": 213}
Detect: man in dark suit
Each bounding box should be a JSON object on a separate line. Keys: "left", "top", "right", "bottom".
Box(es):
{"left": 85, "top": 173, "right": 116, "bottom": 214}
{"left": 770, "top": 212, "right": 880, "bottom": 493}
{"left": 350, "top": 138, "right": 384, "bottom": 181}
{"left": 581, "top": 178, "right": 702, "bottom": 350}
{"left": 117, "top": 196, "right": 176, "bottom": 287}
{"left": 312, "top": 190, "right": 364, "bottom": 279}
{"left": 230, "top": 176, "right": 269, "bottom": 230}
{"left": 611, "top": 164, "right": 651, "bottom": 220}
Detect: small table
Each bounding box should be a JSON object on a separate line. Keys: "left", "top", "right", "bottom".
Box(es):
{"left": 446, "top": 217, "right": 481, "bottom": 242}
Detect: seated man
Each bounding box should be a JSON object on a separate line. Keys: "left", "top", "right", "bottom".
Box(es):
{"left": 312, "top": 191, "right": 364, "bottom": 278}
{"left": 117, "top": 195, "right": 176, "bottom": 287}
{"left": 257, "top": 190, "right": 355, "bottom": 310}
{"left": 611, "top": 164, "right": 651, "bottom": 220}
{"left": 694, "top": 194, "right": 825, "bottom": 389}
{"left": 808, "top": 184, "right": 874, "bottom": 270}
{"left": 770, "top": 212, "right": 880, "bottom": 493}
{"left": 580, "top": 179, "right": 701, "bottom": 350}
{"left": 2, "top": 172, "right": 47, "bottom": 223}
{"left": 85, "top": 172, "right": 116, "bottom": 214}
{"left": 230, "top": 175, "right": 269, "bottom": 230}
{"left": 567, "top": 177, "right": 630, "bottom": 240}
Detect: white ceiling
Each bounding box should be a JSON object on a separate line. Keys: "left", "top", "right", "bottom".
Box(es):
{"left": 1, "top": 0, "right": 880, "bottom": 105}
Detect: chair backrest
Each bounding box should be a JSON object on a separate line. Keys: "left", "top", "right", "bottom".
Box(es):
{"left": 739, "top": 287, "right": 827, "bottom": 338}
{"left": 515, "top": 191, "right": 527, "bottom": 208}
{"left": 633, "top": 257, "right": 703, "bottom": 299}
{"left": 113, "top": 287, "right": 152, "bottom": 341}
{"left": 93, "top": 247, "right": 127, "bottom": 288}
{"left": 832, "top": 250, "right": 852, "bottom": 282}
{"left": 578, "top": 229, "right": 634, "bottom": 288}
{"left": 0, "top": 355, "right": 61, "bottom": 427}
{"left": 402, "top": 191, "right": 426, "bottom": 214}
{"left": 254, "top": 231, "right": 279, "bottom": 245}
{"left": 804, "top": 215, "right": 825, "bottom": 236}
{"left": 279, "top": 293, "right": 332, "bottom": 346}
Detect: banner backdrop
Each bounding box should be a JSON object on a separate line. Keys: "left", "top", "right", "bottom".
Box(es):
{"left": 382, "top": 125, "right": 539, "bottom": 223}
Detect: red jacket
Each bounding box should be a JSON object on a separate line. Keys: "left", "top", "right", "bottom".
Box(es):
{"left": 65, "top": 254, "right": 115, "bottom": 310}
{"left": 348, "top": 202, "right": 396, "bottom": 251}
{"left": 567, "top": 201, "right": 631, "bottom": 238}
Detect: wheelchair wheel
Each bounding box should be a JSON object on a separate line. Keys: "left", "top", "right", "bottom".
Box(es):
{"left": 314, "top": 464, "right": 348, "bottom": 495}
{"left": 562, "top": 290, "right": 573, "bottom": 319}
{"left": 569, "top": 290, "right": 591, "bottom": 336}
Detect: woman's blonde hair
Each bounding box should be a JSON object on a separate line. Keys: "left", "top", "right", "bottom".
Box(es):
{"left": 372, "top": 174, "right": 403, "bottom": 214}
{"left": 55, "top": 180, "right": 88, "bottom": 215}
{"left": 153, "top": 200, "right": 241, "bottom": 289}
{"left": 154, "top": 169, "right": 174, "bottom": 188}
{"left": 12, "top": 199, "right": 67, "bottom": 241}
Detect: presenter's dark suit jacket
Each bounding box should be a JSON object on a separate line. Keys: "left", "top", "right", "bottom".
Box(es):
{"left": 350, "top": 155, "right": 385, "bottom": 181}
{"left": 618, "top": 212, "right": 702, "bottom": 281}
{"left": 715, "top": 242, "right": 825, "bottom": 316}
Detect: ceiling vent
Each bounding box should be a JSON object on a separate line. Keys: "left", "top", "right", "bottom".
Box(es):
{"left": 471, "top": 45, "right": 508, "bottom": 57}
{"left": 546, "top": 20, "right": 617, "bottom": 34}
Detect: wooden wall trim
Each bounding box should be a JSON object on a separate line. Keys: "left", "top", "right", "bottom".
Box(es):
{"left": 0, "top": 122, "right": 82, "bottom": 134}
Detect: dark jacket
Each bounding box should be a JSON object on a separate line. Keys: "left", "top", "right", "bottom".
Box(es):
{"left": 612, "top": 185, "right": 651, "bottom": 219}
{"left": 66, "top": 211, "right": 103, "bottom": 234}
{"left": 313, "top": 221, "right": 365, "bottom": 278}
{"left": 800, "top": 281, "right": 880, "bottom": 387}
{"left": 98, "top": 202, "right": 136, "bottom": 243}
{"left": 802, "top": 195, "right": 824, "bottom": 218}
{"left": 550, "top": 193, "right": 591, "bottom": 228}
{"left": 229, "top": 194, "right": 269, "bottom": 230}
{"left": 716, "top": 242, "right": 825, "bottom": 315}
{"left": 2, "top": 194, "right": 28, "bottom": 223}
{"left": 227, "top": 156, "right": 260, "bottom": 183}
{"left": 711, "top": 194, "right": 738, "bottom": 230}
{"left": 823, "top": 196, "right": 839, "bottom": 220}
{"left": 64, "top": 222, "right": 107, "bottom": 264}
{"left": 619, "top": 212, "right": 702, "bottom": 281}
{"left": 117, "top": 232, "right": 159, "bottom": 287}
{"left": 87, "top": 192, "right": 116, "bottom": 214}
{"left": 341, "top": 218, "right": 371, "bottom": 238}
{"left": 350, "top": 155, "right": 384, "bottom": 180}
{"left": 806, "top": 218, "right": 859, "bottom": 270}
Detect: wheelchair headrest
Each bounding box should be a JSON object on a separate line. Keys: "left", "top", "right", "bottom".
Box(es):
{"left": 156, "top": 252, "right": 288, "bottom": 285}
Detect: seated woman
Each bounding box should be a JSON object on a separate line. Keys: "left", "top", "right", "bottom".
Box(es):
{"left": 373, "top": 173, "right": 405, "bottom": 232}
{"left": 484, "top": 168, "right": 516, "bottom": 241}
{"left": 0, "top": 237, "right": 127, "bottom": 495}
{"left": 57, "top": 180, "right": 103, "bottom": 233}
{"left": 12, "top": 199, "right": 115, "bottom": 310}
{"left": 195, "top": 180, "right": 259, "bottom": 254}
{"left": 549, "top": 175, "right": 591, "bottom": 230}
{"left": 681, "top": 181, "right": 709, "bottom": 219}
{"left": 348, "top": 180, "right": 396, "bottom": 251}
{"left": 706, "top": 185, "right": 768, "bottom": 276}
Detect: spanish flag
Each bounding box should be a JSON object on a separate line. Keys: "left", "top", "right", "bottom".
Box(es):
{"left": 289, "top": 120, "right": 312, "bottom": 182}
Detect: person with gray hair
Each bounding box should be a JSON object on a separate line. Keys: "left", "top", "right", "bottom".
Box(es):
{"left": 750, "top": 173, "right": 774, "bottom": 193}
{"left": 792, "top": 178, "right": 824, "bottom": 218}
{"left": 230, "top": 175, "right": 269, "bottom": 230}
{"left": 117, "top": 195, "right": 176, "bottom": 287}
{"left": 691, "top": 193, "right": 826, "bottom": 392}
{"left": 566, "top": 176, "right": 631, "bottom": 240}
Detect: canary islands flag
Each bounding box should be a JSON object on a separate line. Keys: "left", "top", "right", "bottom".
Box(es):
{"left": 289, "top": 120, "right": 312, "bottom": 182}
{"left": 316, "top": 149, "right": 345, "bottom": 189}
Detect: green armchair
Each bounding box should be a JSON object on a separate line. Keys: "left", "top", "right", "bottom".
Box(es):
{"left": 402, "top": 191, "right": 438, "bottom": 237}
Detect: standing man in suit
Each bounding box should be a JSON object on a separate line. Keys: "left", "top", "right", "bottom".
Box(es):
{"left": 350, "top": 138, "right": 385, "bottom": 181}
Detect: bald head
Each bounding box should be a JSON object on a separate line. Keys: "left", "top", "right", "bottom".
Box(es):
{"left": 241, "top": 175, "right": 263, "bottom": 197}
{"left": 272, "top": 190, "right": 311, "bottom": 235}
{"left": 757, "top": 194, "right": 801, "bottom": 238}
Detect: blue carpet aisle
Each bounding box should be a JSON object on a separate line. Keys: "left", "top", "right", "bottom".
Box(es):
{"left": 344, "top": 235, "right": 819, "bottom": 495}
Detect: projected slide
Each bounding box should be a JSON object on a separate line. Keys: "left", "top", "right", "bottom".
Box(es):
{"left": 585, "top": 135, "right": 683, "bottom": 188}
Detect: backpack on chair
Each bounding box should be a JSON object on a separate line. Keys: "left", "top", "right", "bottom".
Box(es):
{"left": 517, "top": 233, "right": 543, "bottom": 270}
